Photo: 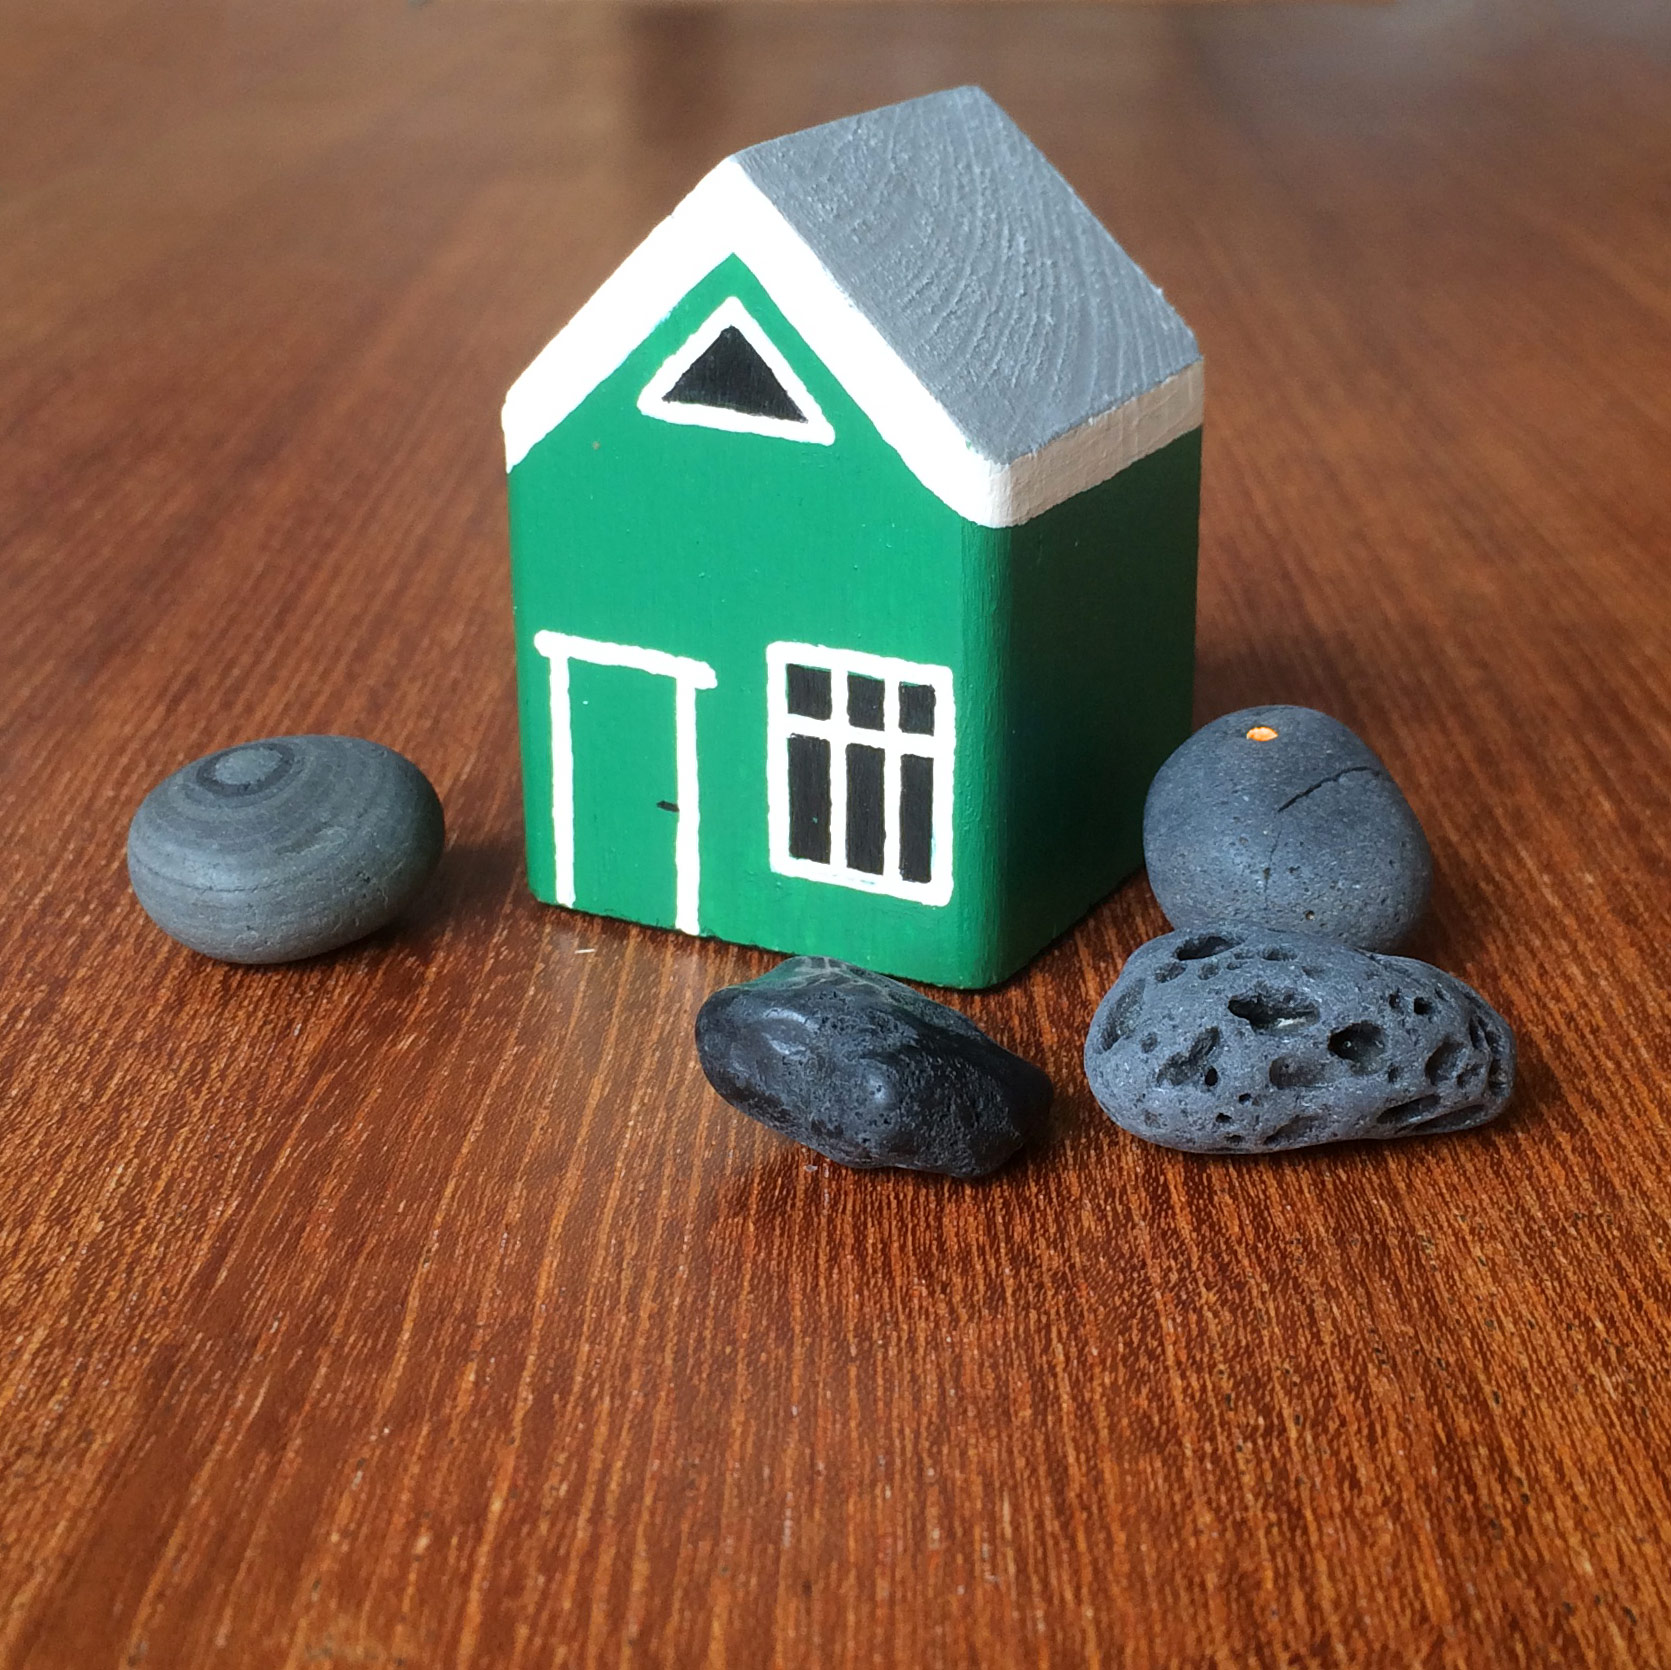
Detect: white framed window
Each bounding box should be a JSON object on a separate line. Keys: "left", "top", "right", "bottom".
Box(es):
{"left": 637, "top": 297, "right": 834, "bottom": 445}
{"left": 765, "top": 642, "right": 955, "bottom": 907}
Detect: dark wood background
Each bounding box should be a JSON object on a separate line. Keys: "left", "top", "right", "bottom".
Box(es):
{"left": 4, "top": 1, "right": 1670, "bottom": 1665}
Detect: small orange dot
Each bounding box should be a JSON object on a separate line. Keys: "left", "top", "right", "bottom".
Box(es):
{"left": 1246, "top": 725, "right": 1279, "bottom": 742}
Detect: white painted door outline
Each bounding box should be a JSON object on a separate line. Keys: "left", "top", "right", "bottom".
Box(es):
{"left": 765, "top": 641, "right": 955, "bottom": 907}
{"left": 533, "top": 631, "right": 717, "bottom": 936}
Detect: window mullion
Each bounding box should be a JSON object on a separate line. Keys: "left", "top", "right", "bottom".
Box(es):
{"left": 829, "top": 713, "right": 850, "bottom": 873}
{"left": 881, "top": 679, "right": 901, "bottom": 884}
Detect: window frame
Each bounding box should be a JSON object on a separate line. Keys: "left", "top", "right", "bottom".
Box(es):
{"left": 637, "top": 297, "right": 835, "bottom": 445}
{"left": 765, "top": 641, "right": 955, "bottom": 907}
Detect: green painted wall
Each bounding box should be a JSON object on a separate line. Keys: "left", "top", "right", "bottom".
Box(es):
{"left": 508, "top": 253, "right": 1199, "bottom": 988}
{"left": 510, "top": 255, "right": 1004, "bottom": 986}
{"left": 996, "top": 429, "right": 1202, "bottom": 974}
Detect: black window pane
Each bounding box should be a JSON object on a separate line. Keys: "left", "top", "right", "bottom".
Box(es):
{"left": 900, "top": 755, "right": 934, "bottom": 883}
{"left": 847, "top": 673, "right": 885, "bottom": 730}
{"left": 788, "top": 735, "right": 831, "bottom": 862}
{"left": 786, "top": 664, "right": 831, "bottom": 720}
{"left": 665, "top": 326, "right": 807, "bottom": 422}
{"left": 845, "top": 745, "right": 885, "bottom": 874}
{"left": 899, "top": 683, "right": 936, "bottom": 735}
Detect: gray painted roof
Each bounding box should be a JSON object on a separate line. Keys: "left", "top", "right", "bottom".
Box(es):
{"left": 735, "top": 86, "right": 1199, "bottom": 467}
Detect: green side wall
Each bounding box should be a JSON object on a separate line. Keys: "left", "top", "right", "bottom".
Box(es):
{"left": 995, "top": 428, "right": 1201, "bottom": 976}
{"left": 508, "top": 253, "right": 1199, "bottom": 988}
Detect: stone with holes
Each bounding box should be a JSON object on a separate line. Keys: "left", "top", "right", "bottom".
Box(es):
{"left": 1143, "top": 705, "right": 1432, "bottom": 952}
{"left": 127, "top": 735, "right": 445, "bottom": 963}
{"left": 695, "top": 956, "right": 1053, "bottom": 1178}
{"left": 1083, "top": 925, "right": 1514, "bottom": 1153}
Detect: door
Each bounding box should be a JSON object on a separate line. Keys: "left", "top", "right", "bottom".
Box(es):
{"left": 570, "top": 660, "right": 680, "bottom": 928}
{"left": 532, "top": 630, "right": 717, "bottom": 936}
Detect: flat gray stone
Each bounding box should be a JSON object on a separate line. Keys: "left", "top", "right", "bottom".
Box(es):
{"left": 695, "top": 957, "right": 1053, "bottom": 1178}
{"left": 1143, "top": 705, "right": 1432, "bottom": 952}
{"left": 1083, "top": 925, "right": 1514, "bottom": 1153}
{"left": 127, "top": 735, "right": 444, "bottom": 963}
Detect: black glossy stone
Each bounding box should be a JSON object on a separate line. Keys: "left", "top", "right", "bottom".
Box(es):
{"left": 695, "top": 957, "right": 1053, "bottom": 1178}
{"left": 1143, "top": 705, "right": 1432, "bottom": 952}
{"left": 127, "top": 735, "right": 445, "bottom": 963}
{"left": 1083, "top": 925, "right": 1514, "bottom": 1153}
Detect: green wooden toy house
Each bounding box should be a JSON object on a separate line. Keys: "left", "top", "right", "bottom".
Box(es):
{"left": 503, "top": 87, "right": 1202, "bottom": 989}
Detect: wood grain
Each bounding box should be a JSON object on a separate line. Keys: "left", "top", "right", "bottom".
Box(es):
{"left": 2, "top": 2, "right": 1669, "bottom": 1665}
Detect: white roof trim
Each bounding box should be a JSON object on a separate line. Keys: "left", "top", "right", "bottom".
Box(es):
{"left": 501, "top": 157, "right": 1202, "bottom": 529}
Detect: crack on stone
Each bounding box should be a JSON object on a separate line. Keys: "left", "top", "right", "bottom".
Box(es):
{"left": 1275, "top": 765, "right": 1380, "bottom": 814}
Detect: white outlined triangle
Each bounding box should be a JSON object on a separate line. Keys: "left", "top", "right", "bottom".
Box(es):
{"left": 637, "top": 297, "right": 835, "bottom": 445}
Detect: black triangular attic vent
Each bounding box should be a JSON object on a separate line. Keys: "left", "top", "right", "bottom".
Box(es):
{"left": 664, "top": 326, "right": 807, "bottom": 423}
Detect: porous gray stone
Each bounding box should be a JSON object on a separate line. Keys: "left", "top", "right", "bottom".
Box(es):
{"left": 1083, "top": 925, "right": 1514, "bottom": 1153}
{"left": 1143, "top": 705, "right": 1432, "bottom": 952}
{"left": 695, "top": 956, "right": 1053, "bottom": 1178}
{"left": 127, "top": 735, "right": 444, "bottom": 963}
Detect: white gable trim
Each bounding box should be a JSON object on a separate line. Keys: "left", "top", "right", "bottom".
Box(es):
{"left": 501, "top": 157, "right": 1202, "bottom": 529}
{"left": 637, "top": 296, "right": 835, "bottom": 445}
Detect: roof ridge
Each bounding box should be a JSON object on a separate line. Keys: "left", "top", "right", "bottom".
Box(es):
{"left": 731, "top": 86, "right": 1199, "bottom": 466}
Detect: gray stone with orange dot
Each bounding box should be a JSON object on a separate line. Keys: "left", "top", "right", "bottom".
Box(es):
{"left": 127, "top": 735, "right": 444, "bottom": 963}
{"left": 1143, "top": 705, "right": 1431, "bottom": 953}
{"left": 1083, "top": 925, "right": 1514, "bottom": 1153}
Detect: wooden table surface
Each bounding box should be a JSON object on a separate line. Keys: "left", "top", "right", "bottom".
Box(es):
{"left": 5, "top": 1, "right": 1671, "bottom": 1665}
